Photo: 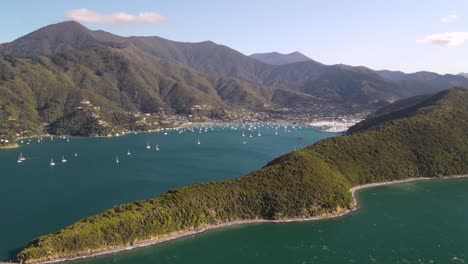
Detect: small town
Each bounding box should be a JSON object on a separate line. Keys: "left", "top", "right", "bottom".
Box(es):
{"left": 0, "top": 100, "right": 368, "bottom": 148}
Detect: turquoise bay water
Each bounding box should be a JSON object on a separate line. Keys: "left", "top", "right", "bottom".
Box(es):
{"left": 0, "top": 125, "right": 330, "bottom": 261}
{"left": 2, "top": 125, "right": 468, "bottom": 264}
{"left": 75, "top": 179, "right": 468, "bottom": 264}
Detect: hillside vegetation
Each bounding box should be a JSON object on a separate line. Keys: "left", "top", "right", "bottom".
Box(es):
{"left": 1, "top": 21, "right": 468, "bottom": 145}
{"left": 16, "top": 88, "right": 468, "bottom": 263}
{"left": 0, "top": 46, "right": 289, "bottom": 142}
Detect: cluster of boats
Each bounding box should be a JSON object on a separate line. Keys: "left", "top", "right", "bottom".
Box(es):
{"left": 145, "top": 141, "right": 161, "bottom": 151}
{"left": 18, "top": 152, "right": 77, "bottom": 166}
{"left": 19, "top": 135, "right": 70, "bottom": 145}
{"left": 16, "top": 135, "right": 76, "bottom": 165}
{"left": 16, "top": 123, "right": 305, "bottom": 166}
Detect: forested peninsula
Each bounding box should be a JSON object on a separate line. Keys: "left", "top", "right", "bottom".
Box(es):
{"left": 17, "top": 88, "right": 468, "bottom": 263}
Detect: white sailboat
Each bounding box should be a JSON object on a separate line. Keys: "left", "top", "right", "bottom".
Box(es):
{"left": 18, "top": 152, "right": 26, "bottom": 162}
{"left": 116, "top": 156, "right": 119, "bottom": 164}
{"left": 61, "top": 155, "right": 67, "bottom": 163}
{"left": 155, "top": 144, "right": 160, "bottom": 151}
{"left": 17, "top": 152, "right": 25, "bottom": 163}
{"left": 146, "top": 141, "right": 151, "bottom": 150}
{"left": 50, "top": 158, "right": 55, "bottom": 166}
{"left": 127, "top": 149, "right": 131, "bottom": 155}
{"left": 197, "top": 139, "right": 201, "bottom": 145}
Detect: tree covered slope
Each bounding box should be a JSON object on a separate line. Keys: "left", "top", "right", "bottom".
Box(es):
{"left": 16, "top": 88, "right": 468, "bottom": 263}
{"left": 1, "top": 21, "right": 468, "bottom": 147}
{"left": 0, "top": 45, "right": 289, "bottom": 142}
{"left": 3, "top": 21, "right": 466, "bottom": 113}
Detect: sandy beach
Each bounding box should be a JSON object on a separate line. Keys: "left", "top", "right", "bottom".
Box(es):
{"left": 0, "top": 134, "right": 51, "bottom": 150}
{"left": 0, "top": 143, "right": 19, "bottom": 149}
{"left": 14, "top": 174, "right": 467, "bottom": 264}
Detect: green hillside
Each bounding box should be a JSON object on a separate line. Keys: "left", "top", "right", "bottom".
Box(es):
{"left": 3, "top": 21, "right": 467, "bottom": 116}
{"left": 0, "top": 45, "right": 286, "bottom": 144}
{"left": 16, "top": 88, "right": 468, "bottom": 263}
{"left": 2, "top": 21, "right": 468, "bottom": 147}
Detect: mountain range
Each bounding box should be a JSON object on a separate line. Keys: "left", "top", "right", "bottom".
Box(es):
{"left": 0, "top": 21, "right": 467, "bottom": 140}
{"left": 458, "top": 73, "right": 468, "bottom": 78}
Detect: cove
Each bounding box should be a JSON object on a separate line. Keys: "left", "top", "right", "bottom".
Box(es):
{"left": 74, "top": 178, "right": 468, "bottom": 264}
{"left": 0, "top": 125, "right": 331, "bottom": 261}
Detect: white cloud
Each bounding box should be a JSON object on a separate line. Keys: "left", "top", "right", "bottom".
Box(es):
{"left": 65, "top": 8, "right": 167, "bottom": 25}
{"left": 418, "top": 32, "right": 468, "bottom": 47}
{"left": 441, "top": 14, "right": 458, "bottom": 23}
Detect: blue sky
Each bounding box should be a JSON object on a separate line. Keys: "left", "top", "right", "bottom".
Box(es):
{"left": 1, "top": 0, "right": 467, "bottom": 74}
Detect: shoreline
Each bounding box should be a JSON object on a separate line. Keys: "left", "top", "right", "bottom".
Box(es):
{"left": 0, "top": 121, "right": 329, "bottom": 151}
{"left": 348, "top": 174, "right": 468, "bottom": 210}
{"left": 1, "top": 134, "right": 51, "bottom": 150}
{"left": 19, "top": 174, "right": 468, "bottom": 264}
{"left": 0, "top": 143, "right": 19, "bottom": 149}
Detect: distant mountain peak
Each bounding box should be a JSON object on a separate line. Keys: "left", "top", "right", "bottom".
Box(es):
{"left": 458, "top": 73, "right": 468, "bottom": 78}
{"left": 249, "top": 51, "right": 314, "bottom": 65}
{"left": 0, "top": 20, "right": 124, "bottom": 56}
{"left": 50, "top": 20, "right": 86, "bottom": 28}
{"left": 1, "top": 20, "right": 467, "bottom": 114}
{"left": 31, "top": 20, "right": 87, "bottom": 32}
{"left": 289, "top": 51, "right": 303, "bottom": 55}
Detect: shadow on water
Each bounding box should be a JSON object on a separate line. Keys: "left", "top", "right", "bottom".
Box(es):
{"left": 3, "top": 246, "right": 23, "bottom": 262}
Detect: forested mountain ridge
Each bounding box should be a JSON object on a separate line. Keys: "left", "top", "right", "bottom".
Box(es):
{"left": 347, "top": 87, "right": 468, "bottom": 134}
{"left": 377, "top": 70, "right": 468, "bottom": 96}
{"left": 2, "top": 21, "right": 466, "bottom": 104}
{"left": 0, "top": 46, "right": 276, "bottom": 141}
{"left": 16, "top": 88, "right": 468, "bottom": 263}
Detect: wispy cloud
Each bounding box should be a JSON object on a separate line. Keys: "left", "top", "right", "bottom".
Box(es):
{"left": 418, "top": 32, "right": 468, "bottom": 47}
{"left": 65, "top": 8, "right": 167, "bottom": 25}
{"left": 440, "top": 14, "right": 458, "bottom": 23}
